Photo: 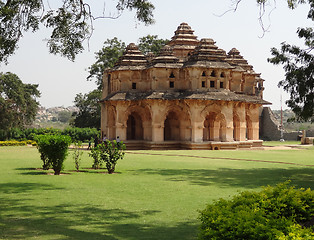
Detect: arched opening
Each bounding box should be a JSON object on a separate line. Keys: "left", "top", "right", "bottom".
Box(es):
{"left": 127, "top": 112, "right": 143, "bottom": 140}
{"left": 164, "top": 111, "right": 180, "bottom": 141}
{"left": 203, "top": 112, "right": 226, "bottom": 141}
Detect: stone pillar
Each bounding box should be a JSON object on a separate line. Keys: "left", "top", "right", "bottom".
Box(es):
{"left": 115, "top": 123, "right": 126, "bottom": 141}
{"left": 151, "top": 123, "right": 164, "bottom": 142}
{"left": 239, "top": 122, "right": 246, "bottom": 141}
{"left": 252, "top": 121, "right": 259, "bottom": 140}
{"left": 191, "top": 122, "right": 203, "bottom": 142}
{"left": 213, "top": 122, "right": 220, "bottom": 141}
{"left": 225, "top": 125, "right": 234, "bottom": 142}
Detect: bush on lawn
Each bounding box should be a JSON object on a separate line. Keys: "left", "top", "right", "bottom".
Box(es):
{"left": 72, "top": 141, "right": 83, "bottom": 172}
{"left": 100, "top": 140, "right": 126, "bottom": 174}
{"left": 89, "top": 140, "right": 126, "bottom": 174}
{"left": 199, "top": 181, "right": 314, "bottom": 240}
{"left": 35, "top": 135, "right": 72, "bottom": 175}
{"left": 89, "top": 145, "right": 102, "bottom": 169}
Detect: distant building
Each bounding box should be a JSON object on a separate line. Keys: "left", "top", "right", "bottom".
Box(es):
{"left": 100, "top": 23, "right": 270, "bottom": 149}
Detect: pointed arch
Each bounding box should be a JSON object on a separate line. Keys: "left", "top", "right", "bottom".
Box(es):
{"left": 127, "top": 112, "right": 143, "bottom": 140}
{"left": 124, "top": 103, "right": 152, "bottom": 141}
{"left": 163, "top": 103, "right": 191, "bottom": 141}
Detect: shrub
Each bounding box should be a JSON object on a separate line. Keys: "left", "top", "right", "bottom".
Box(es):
{"left": 98, "top": 140, "right": 126, "bottom": 174}
{"left": 35, "top": 135, "right": 72, "bottom": 175}
{"left": 72, "top": 141, "right": 83, "bottom": 172}
{"left": 89, "top": 145, "right": 102, "bottom": 169}
{"left": 198, "top": 182, "right": 314, "bottom": 240}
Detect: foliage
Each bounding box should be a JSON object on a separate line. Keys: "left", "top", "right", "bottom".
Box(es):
{"left": 0, "top": 140, "right": 35, "bottom": 146}
{"left": 88, "top": 140, "right": 126, "bottom": 173}
{"left": 0, "top": 72, "right": 40, "bottom": 133}
{"left": 35, "top": 134, "right": 72, "bottom": 174}
{"left": 72, "top": 141, "right": 83, "bottom": 172}
{"left": 89, "top": 145, "right": 102, "bottom": 169}
{"left": 198, "top": 181, "right": 314, "bottom": 240}
{"left": 71, "top": 89, "right": 101, "bottom": 129}
{"left": 0, "top": 127, "right": 99, "bottom": 142}
{"left": 98, "top": 140, "right": 126, "bottom": 174}
{"left": 138, "top": 34, "right": 169, "bottom": 55}
{"left": 262, "top": 0, "right": 313, "bottom": 122}
{"left": 0, "top": 0, "right": 155, "bottom": 63}
{"left": 58, "top": 110, "right": 73, "bottom": 123}
{"left": 87, "top": 37, "right": 126, "bottom": 88}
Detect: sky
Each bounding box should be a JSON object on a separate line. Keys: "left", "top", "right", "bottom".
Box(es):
{"left": 1, "top": 0, "right": 312, "bottom": 109}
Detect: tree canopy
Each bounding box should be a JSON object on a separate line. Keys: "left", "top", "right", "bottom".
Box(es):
{"left": 0, "top": 72, "right": 40, "bottom": 131}
{"left": 72, "top": 89, "right": 101, "bottom": 129}
{"left": 267, "top": 0, "right": 314, "bottom": 121}
{"left": 87, "top": 37, "right": 126, "bottom": 89}
{"left": 0, "top": 0, "right": 155, "bottom": 63}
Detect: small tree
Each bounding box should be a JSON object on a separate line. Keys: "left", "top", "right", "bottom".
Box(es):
{"left": 35, "top": 135, "right": 72, "bottom": 175}
{"left": 72, "top": 141, "right": 83, "bottom": 172}
{"left": 99, "top": 140, "right": 126, "bottom": 174}
{"left": 89, "top": 145, "right": 102, "bottom": 169}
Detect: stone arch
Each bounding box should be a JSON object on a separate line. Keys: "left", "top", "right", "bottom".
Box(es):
{"left": 233, "top": 112, "right": 240, "bottom": 141}
{"left": 164, "top": 111, "right": 180, "bottom": 140}
{"left": 202, "top": 106, "right": 226, "bottom": 141}
{"left": 127, "top": 112, "right": 143, "bottom": 140}
{"left": 107, "top": 105, "right": 116, "bottom": 140}
{"left": 125, "top": 103, "right": 152, "bottom": 141}
{"left": 163, "top": 103, "right": 191, "bottom": 141}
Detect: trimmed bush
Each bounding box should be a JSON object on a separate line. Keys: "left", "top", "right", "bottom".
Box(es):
{"left": 199, "top": 182, "right": 314, "bottom": 240}
{"left": 35, "top": 135, "right": 72, "bottom": 175}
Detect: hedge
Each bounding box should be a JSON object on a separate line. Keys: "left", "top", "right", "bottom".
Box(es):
{"left": 0, "top": 140, "right": 36, "bottom": 146}
{"left": 0, "top": 127, "right": 100, "bottom": 142}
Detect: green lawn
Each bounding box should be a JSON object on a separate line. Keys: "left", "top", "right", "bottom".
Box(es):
{"left": 0, "top": 146, "right": 313, "bottom": 240}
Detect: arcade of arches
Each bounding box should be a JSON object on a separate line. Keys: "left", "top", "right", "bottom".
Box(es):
{"left": 102, "top": 99, "right": 261, "bottom": 149}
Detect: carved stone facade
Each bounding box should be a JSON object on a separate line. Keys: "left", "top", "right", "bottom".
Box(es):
{"left": 100, "top": 23, "right": 270, "bottom": 149}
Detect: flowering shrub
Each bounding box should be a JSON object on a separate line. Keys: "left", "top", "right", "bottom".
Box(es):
{"left": 0, "top": 140, "right": 36, "bottom": 146}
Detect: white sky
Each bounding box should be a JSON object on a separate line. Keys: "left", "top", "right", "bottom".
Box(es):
{"left": 1, "top": 0, "right": 312, "bottom": 109}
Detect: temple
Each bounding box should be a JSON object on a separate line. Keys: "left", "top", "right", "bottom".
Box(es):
{"left": 100, "top": 23, "right": 270, "bottom": 149}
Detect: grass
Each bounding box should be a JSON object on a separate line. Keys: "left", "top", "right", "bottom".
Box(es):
{"left": 0, "top": 146, "right": 313, "bottom": 240}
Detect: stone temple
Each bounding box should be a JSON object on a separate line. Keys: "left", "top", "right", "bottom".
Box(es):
{"left": 100, "top": 23, "right": 270, "bottom": 149}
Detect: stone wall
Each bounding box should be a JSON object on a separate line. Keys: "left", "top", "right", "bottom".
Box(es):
{"left": 260, "top": 107, "right": 314, "bottom": 141}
